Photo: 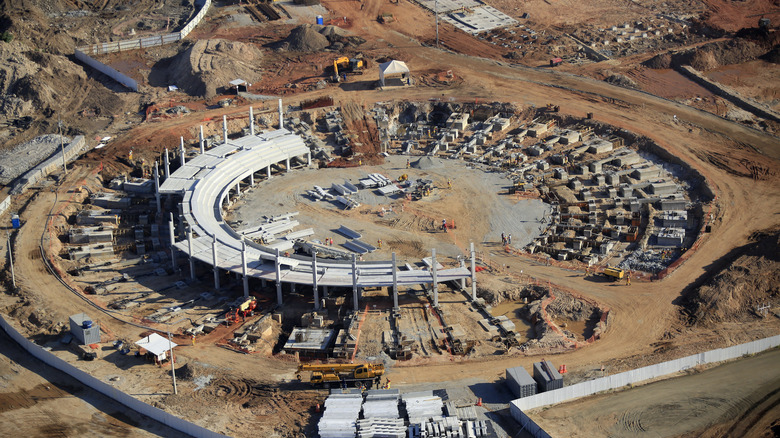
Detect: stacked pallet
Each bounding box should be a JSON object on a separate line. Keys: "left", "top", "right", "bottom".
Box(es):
{"left": 362, "top": 389, "right": 400, "bottom": 418}
{"left": 318, "top": 392, "right": 363, "bottom": 438}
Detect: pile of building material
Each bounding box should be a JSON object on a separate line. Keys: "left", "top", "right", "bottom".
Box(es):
{"left": 356, "top": 418, "right": 406, "bottom": 438}
{"left": 403, "top": 391, "right": 444, "bottom": 425}
{"left": 319, "top": 391, "right": 363, "bottom": 438}
{"left": 362, "top": 389, "right": 400, "bottom": 418}
{"left": 533, "top": 360, "right": 563, "bottom": 392}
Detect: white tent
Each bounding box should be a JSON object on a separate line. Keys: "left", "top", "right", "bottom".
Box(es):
{"left": 379, "top": 60, "right": 410, "bottom": 87}
{"left": 135, "top": 333, "right": 177, "bottom": 361}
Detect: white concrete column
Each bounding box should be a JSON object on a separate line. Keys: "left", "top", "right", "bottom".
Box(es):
{"left": 352, "top": 254, "right": 359, "bottom": 311}
{"left": 242, "top": 239, "right": 249, "bottom": 298}
{"left": 312, "top": 252, "right": 319, "bottom": 310}
{"left": 285, "top": 157, "right": 290, "bottom": 171}
{"left": 267, "top": 165, "right": 272, "bottom": 179}
{"left": 459, "top": 256, "right": 466, "bottom": 290}
{"left": 249, "top": 172, "right": 255, "bottom": 187}
{"left": 275, "top": 248, "right": 283, "bottom": 305}
{"left": 249, "top": 106, "right": 255, "bottom": 136}
{"left": 307, "top": 151, "right": 311, "bottom": 166}
{"left": 323, "top": 286, "right": 329, "bottom": 299}
{"left": 164, "top": 148, "right": 170, "bottom": 179}
{"left": 222, "top": 115, "right": 228, "bottom": 144}
{"left": 432, "top": 248, "right": 438, "bottom": 307}
{"left": 212, "top": 236, "right": 220, "bottom": 289}
{"left": 168, "top": 213, "right": 176, "bottom": 268}
{"left": 392, "top": 252, "right": 399, "bottom": 309}
{"left": 179, "top": 136, "right": 186, "bottom": 167}
{"left": 199, "top": 125, "right": 205, "bottom": 153}
{"left": 278, "top": 98, "right": 284, "bottom": 129}
{"left": 187, "top": 227, "right": 195, "bottom": 281}
{"left": 154, "top": 161, "right": 161, "bottom": 213}
{"left": 470, "top": 242, "right": 477, "bottom": 301}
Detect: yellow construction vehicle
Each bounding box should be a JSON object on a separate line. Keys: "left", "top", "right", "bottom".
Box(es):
{"left": 331, "top": 56, "right": 368, "bottom": 82}
{"left": 602, "top": 267, "right": 624, "bottom": 281}
{"left": 296, "top": 362, "right": 385, "bottom": 388}
{"left": 398, "top": 174, "right": 408, "bottom": 182}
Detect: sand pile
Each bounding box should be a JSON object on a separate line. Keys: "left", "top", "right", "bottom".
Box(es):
{"left": 169, "top": 39, "right": 264, "bottom": 98}
{"left": 412, "top": 156, "right": 444, "bottom": 170}
{"left": 286, "top": 26, "right": 330, "bottom": 52}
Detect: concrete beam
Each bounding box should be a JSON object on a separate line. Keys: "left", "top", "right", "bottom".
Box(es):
{"left": 187, "top": 227, "right": 195, "bottom": 281}
{"left": 199, "top": 125, "right": 205, "bottom": 153}
{"left": 222, "top": 115, "right": 228, "bottom": 144}
{"left": 392, "top": 252, "right": 399, "bottom": 309}
{"left": 154, "top": 161, "right": 161, "bottom": 213}
{"left": 352, "top": 254, "right": 359, "bottom": 311}
{"left": 312, "top": 252, "right": 319, "bottom": 310}
{"left": 249, "top": 106, "right": 255, "bottom": 136}
{"left": 275, "top": 248, "right": 282, "bottom": 306}
{"left": 470, "top": 242, "right": 477, "bottom": 301}
{"left": 212, "top": 236, "right": 220, "bottom": 289}
{"left": 163, "top": 148, "right": 170, "bottom": 179}
{"left": 168, "top": 213, "right": 176, "bottom": 268}
{"left": 432, "top": 248, "right": 438, "bottom": 307}
{"left": 179, "top": 136, "right": 186, "bottom": 167}
{"left": 242, "top": 238, "right": 249, "bottom": 298}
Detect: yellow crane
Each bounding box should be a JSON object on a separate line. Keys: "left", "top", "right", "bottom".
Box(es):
{"left": 296, "top": 362, "right": 385, "bottom": 388}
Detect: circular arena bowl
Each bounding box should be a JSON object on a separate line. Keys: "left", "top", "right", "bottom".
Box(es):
{"left": 158, "top": 113, "right": 472, "bottom": 308}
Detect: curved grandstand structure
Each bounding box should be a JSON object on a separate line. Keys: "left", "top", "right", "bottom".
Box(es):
{"left": 158, "top": 107, "right": 473, "bottom": 310}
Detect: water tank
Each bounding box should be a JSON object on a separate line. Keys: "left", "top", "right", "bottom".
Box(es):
{"left": 316, "top": 15, "right": 324, "bottom": 25}
{"left": 82, "top": 320, "right": 93, "bottom": 329}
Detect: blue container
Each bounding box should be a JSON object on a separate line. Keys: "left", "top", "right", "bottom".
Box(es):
{"left": 11, "top": 214, "right": 20, "bottom": 229}
{"left": 316, "top": 15, "right": 324, "bottom": 25}
{"left": 82, "top": 320, "right": 93, "bottom": 329}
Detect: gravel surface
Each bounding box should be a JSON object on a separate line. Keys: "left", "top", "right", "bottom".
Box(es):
{"left": 0, "top": 134, "right": 69, "bottom": 185}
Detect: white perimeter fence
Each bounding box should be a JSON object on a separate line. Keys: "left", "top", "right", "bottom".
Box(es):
{"left": 511, "top": 334, "right": 780, "bottom": 428}
{"left": 73, "top": 0, "right": 212, "bottom": 91}
{"left": 0, "top": 314, "right": 227, "bottom": 437}
{"left": 0, "top": 195, "right": 10, "bottom": 218}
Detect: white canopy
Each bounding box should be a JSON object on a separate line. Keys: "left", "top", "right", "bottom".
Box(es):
{"left": 379, "top": 60, "right": 410, "bottom": 87}
{"left": 135, "top": 333, "right": 177, "bottom": 359}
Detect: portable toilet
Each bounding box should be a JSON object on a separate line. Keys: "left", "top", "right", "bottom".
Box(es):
{"left": 316, "top": 15, "right": 324, "bottom": 25}
{"left": 11, "top": 214, "right": 20, "bottom": 229}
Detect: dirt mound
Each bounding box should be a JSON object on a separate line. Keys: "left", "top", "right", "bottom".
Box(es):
{"left": 604, "top": 73, "right": 638, "bottom": 89}
{"left": 645, "top": 38, "right": 770, "bottom": 70}
{"left": 412, "top": 156, "right": 444, "bottom": 170}
{"left": 169, "top": 39, "right": 264, "bottom": 98}
{"left": 760, "top": 46, "right": 780, "bottom": 64}
{"left": 285, "top": 25, "right": 330, "bottom": 52}
{"left": 683, "top": 230, "right": 780, "bottom": 326}
{"left": 319, "top": 25, "right": 350, "bottom": 39}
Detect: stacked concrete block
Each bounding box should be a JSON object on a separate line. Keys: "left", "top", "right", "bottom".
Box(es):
{"left": 533, "top": 360, "right": 563, "bottom": 392}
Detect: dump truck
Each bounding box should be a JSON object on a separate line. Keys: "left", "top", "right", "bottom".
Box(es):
{"left": 296, "top": 362, "right": 385, "bottom": 388}
{"left": 331, "top": 56, "right": 368, "bottom": 82}
{"left": 549, "top": 57, "right": 563, "bottom": 67}
{"left": 602, "top": 267, "right": 624, "bottom": 281}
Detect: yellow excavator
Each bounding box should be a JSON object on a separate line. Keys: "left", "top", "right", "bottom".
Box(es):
{"left": 331, "top": 56, "right": 368, "bottom": 82}
{"left": 296, "top": 362, "right": 385, "bottom": 388}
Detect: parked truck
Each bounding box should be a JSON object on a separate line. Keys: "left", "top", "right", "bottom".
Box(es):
{"left": 602, "top": 267, "right": 624, "bottom": 281}
{"left": 296, "top": 362, "right": 385, "bottom": 388}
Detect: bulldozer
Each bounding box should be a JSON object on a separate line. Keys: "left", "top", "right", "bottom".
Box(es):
{"left": 398, "top": 173, "right": 408, "bottom": 182}
{"left": 331, "top": 56, "right": 368, "bottom": 82}
{"left": 296, "top": 362, "right": 385, "bottom": 388}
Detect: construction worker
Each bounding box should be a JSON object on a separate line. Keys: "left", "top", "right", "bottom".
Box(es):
{"left": 501, "top": 232, "right": 506, "bottom": 245}
{"left": 191, "top": 335, "right": 196, "bottom": 346}
{"left": 377, "top": 239, "right": 382, "bottom": 249}
{"left": 447, "top": 179, "right": 452, "bottom": 189}
{"left": 406, "top": 159, "right": 410, "bottom": 169}
{"left": 626, "top": 271, "right": 631, "bottom": 286}
{"left": 358, "top": 159, "right": 362, "bottom": 166}
{"left": 507, "top": 234, "right": 512, "bottom": 245}
{"left": 441, "top": 218, "right": 447, "bottom": 230}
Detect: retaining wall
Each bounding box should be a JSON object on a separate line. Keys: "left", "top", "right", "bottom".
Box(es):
{"left": 0, "top": 313, "right": 227, "bottom": 437}
{"left": 677, "top": 65, "right": 780, "bottom": 123}
{"left": 0, "top": 195, "right": 10, "bottom": 218}
{"left": 511, "top": 334, "right": 780, "bottom": 417}
{"left": 74, "top": 0, "right": 211, "bottom": 90}
{"left": 10, "top": 136, "right": 88, "bottom": 195}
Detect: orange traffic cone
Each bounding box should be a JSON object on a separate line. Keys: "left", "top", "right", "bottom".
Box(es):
{"left": 476, "top": 397, "right": 482, "bottom": 406}
{"left": 558, "top": 364, "right": 567, "bottom": 374}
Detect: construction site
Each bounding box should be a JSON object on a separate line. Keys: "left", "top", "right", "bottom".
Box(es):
{"left": 0, "top": 0, "right": 778, "bottom": 437}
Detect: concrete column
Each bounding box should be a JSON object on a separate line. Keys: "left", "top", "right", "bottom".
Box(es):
{"left": 285, "top": 157, "right": 290, "bottom": 172}
{"left": 154, "top": 161, "right": 161, "bottom": 213}
{"left": 179, "top": 136, "right": 186, "bottom": 167}
{"left": 199, "top": 125, "right": 205, "bottom": 153}
{"left": 163, "top": 148, "right": 170, "bottom": 179}
{"left": 459, "top": 256, "right": 466, "bottom": 290}
{"left": 267, "top": 165, "right": 272, "bottom": 179}
{"left": 278, "top": 98, "right": 284, "bottom": 129}
{"left": 432, "top": 249, "right": 438, "bottom": 307}
{"left": 275, "top": 248, "right": 283, "bottom": 306}
{"left": 187, "top": 227, "right": 195, "bottom": 281}
{"left": 291, "top": 283, "right": 296, "bottom": 294}
{"left": 392, "top": 252, "right": 399, "bottom": 309}
{"left": 168, "top": 213, "right": 176, "bottom": 268}
{"left": 352, "top": 254, "right": 359, "bottom": 311}
{"left": 307, "top": 151, "right": 311, "bottom": 166}
{"left": 312, "top": 252, "right": 319, "bottom": 310}
{"left": 235, "top": 181, "right": 240, "bottom": 197}
{"left": 177, "top": 203, "right": 184, "bottom": 240}
{"left": 323, "top": 286, "right": 329, "bottom": 299}
{"left": 261, "top": 278, "right": 267, "bottom": 287}
{"left": 249, "top": 172, "right": 255, "bottom": 187}
{"left": 249, "top": 106, "right": 255, "bottom": 136}
{"left": 470, "top": 242, "right": 477, "bottom": 301}
{"left": 212, "top": 236, "right": 220, "bottom": 289}
{"left": 242, "top": 239, "right": 249, "bottom": 298}
{"left": 222, "top": 115, "right": 228, "bottom": 144}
